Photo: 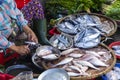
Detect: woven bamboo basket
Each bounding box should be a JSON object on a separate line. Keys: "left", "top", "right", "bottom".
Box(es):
{"left": 57, "top": 13, "right": 117, "bottom": 37}
{"left": 40, "top": 43, "right": 116, "bottom": 80}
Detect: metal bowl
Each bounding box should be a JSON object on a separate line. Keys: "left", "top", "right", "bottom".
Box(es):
{"left": 35, "top": 45, "right": 61, "bottom": 61}
{"left": 5, "top": 64, "right": 32, "bottom": 76}
{"left": 38, "top": 68, "right": 70, "bottom": 80}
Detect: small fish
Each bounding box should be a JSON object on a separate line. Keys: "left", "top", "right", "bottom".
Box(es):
{"left": 68, "top": 53, "right": 83, "bottom": 58}
{"left": 64, "top": 22, "right": 74, "bottom": 29}
{"left": 112, "top": 45, "right": 120, "bottom": 50}
{"left": 83, "top": 33, "right": 100, "bottom": 42}
{"left": 74, "top": 60, "right": 100, "bottom": 70}
{"left": 52, "top": 57, "right": 73, "bottom": 67}
{"left": 73, "top": 61, "right": 88, "bottom": 72}
{"left": 42, "top": 54, "right": 59, "bottom": 60}
{"left": 69, "top": 66, "right": 82, "bottom": 73}
{"left": 88, "top": 56, "right": 109, "bottom": 67}
{"left": 67, "top": 72, "right": 80, "bottom": 77}
{"left": 60, "top": 48, "right": 80, "bottom": 55}
{"left": 36, "top": 49, "right": 52, "bottom": 57}
{"left": 52, "top": 39, "right": 59, "bottom": 47}
{"left": 85, "top": 51, "right": 101, "bottom": 58}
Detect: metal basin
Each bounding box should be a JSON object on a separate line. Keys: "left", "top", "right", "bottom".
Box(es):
{"left": 38, "top": 68, "right": 70, "bottom": 80}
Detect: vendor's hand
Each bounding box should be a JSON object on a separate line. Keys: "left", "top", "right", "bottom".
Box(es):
{"left": 9, "top": 45, "right": 30, "bottom": 55}
{"left": 27, "top": 30, "right": 38, "bottom": 43}
{"left": 23, "top": 25, "right": 38, "bottom": 43}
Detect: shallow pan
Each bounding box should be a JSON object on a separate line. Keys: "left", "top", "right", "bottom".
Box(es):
{"left": 5, "top": 64, "right": 32, "bottom": 76}
{"left": 38, "top": 68, "right": 70, "bottom": 80}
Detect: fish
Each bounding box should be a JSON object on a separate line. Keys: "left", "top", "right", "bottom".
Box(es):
{"left": 68, "top": 53, "right": 83, "bottom": 58}
{"left": 52, "top": 39, "right": 59, "bottom": 47}
{"left": 106, "top": 70, "right": 118, "bottom": 80}
{"left": 83, "top": 33, "right": 100, "bottom": 42}
{"left": 68, "top": 66, "right": 82, "bottom": 73}
{"left": 64, "top": 22, "right": 74, "bottom": 29}
{"left": 73, "top": 61, "right": 89, "bottom": 72}
{"left": 36, "top": 49, "right": 52, "bottom": 57}
{"left": 67, "top": 72, "right": 80, "bottom": 77}
{"left": 74, "top": 60, "right": 100, "bottom": 70}
{"left": 42, "top": 54, "right": 59, "bottom": 60}
{"left": 52, "top": 57, "right": 73, "bottom": 67}
{"left": 85, "top": 51, "right": 101, "bottom": 58}
{"left": 112, "top": 45, "right": 120, "bottom": 50}
{"left": 60, "top": 48, "right": 80, "bottom": 55}
{"left": 88, "top": 56, "right": 109, "bottom": 67}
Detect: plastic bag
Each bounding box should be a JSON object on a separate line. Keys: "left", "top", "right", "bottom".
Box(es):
{"left": 11, "top": 71, "right": 33, "bottom": 80}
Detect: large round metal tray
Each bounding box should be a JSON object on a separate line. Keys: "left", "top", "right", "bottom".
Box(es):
{"left": 41, "top": 43, "right": 116, "bottom": 80}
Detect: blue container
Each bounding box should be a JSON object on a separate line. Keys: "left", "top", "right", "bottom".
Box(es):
{"left": 101, "top": 63, "right": 120, "bottom": 80}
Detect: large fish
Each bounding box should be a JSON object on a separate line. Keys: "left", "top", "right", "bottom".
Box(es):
{"left": 74, "top": 60, "right": 100, "bottom": 70}
{"left": 60, "top": 48, "right": 80, "bottom": 55}
{"left": 88, "top": 56, "right": 109, "bottom": 67}
{"left": 52, "top": 57, "right": 73, "bottom": 67}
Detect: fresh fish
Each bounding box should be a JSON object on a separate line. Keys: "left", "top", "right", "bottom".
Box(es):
{"left": 68, "top": 66, "right": 82, "bottom": 73}
{"left": 52, "top": 39, "right": 59, "bottom": 47}
{"left": 57, "top": 23, "right": 66, "bottom": 28}
{"left": 42, "top": 54, "right": 59, "bottom": 60}
{"left": 64, "top": 22, "right": 74, "bottom": 29}
{"left": 58, "top": 35, "right": 69, "bottom": 47}
{"left": 74, "top": 60, "right": 100, "bottom": 70}
{"left": 58, "top": 27, "right": 78, "bottom": 35}
{"left": 106, "top": 70, "right": 118, "bottom": 80}
{"left": 73, "top": 61, "right": 89, "bottom": 72}
{"left": 112, "top": 45, "right": 120, "bottom": 50}
{"left": 85, "top": 51, "right": 101, "bottom": 58}
{"left": 83, "top": 33, "right": 100, "bottom": 42}
{"left": 88, "top": 56, "right": 109, "bottom": 67}
{"left": 68, "top": 53, "right": 83, "bottom": 58}
{"left": 75, "top": 38, "right": 100, "bottom": 48}
{"left": 69, "top": 66, "right": 89, "bottom": 76}
{"left": 74, "top": 30, "right": 85, "bottom": 43}
{"left": 36, "top": 49, "right": 52, "bottom": 57}
{"left": 67, "top": 72, "right": 80, "bottom": 77}
{"left": 52, "top": 57, "right": 73, "bottom": 67}
{"left": 60, "top": 48, "right": 80, "bottom": 55}
{"left": 114, "top": 50, "right": 120, "bottom": 54}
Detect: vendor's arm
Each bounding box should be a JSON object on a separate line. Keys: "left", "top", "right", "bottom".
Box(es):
{"left": 9, "top": 0, "right": 38, "bottom": 43}
{"left": 0, "top": 34, "right": 29, "bottom": 55}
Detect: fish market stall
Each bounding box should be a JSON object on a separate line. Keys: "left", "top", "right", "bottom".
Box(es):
{"left": 34, "top": 44, "right": 116, "bottom": 80}
{"left": 35, "top": 13, "right": 117, "bottom": 80}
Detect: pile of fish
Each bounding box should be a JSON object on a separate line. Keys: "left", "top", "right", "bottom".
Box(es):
{"left": 45, "top": 47, "right": 112, "bottom": 77}
{"left": 49, "top": 33, "right": 73, "bottom": 50}
{"left": 57, "top": 14, "right": 114, "bottom": 35}
{"left": 54, "top": 14, "right": 115, "bottom": 48}
{"left": 35, "top": 46, "right": 61, "bottom": 60}
{"left": 112, "top": 45, "right": 120, "bottom": 55}
{"left": 105, "top": 66, "right": 120, "bottom": 80}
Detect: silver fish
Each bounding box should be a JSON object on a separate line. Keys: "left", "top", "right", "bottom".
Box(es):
{"left": 74, "top": 60, "right": 100, "bottom": 70}
{"left": 69, "top": 66, "right": 82, "bottom": 72}
{"left": 67, "top": 72, "right": 80, "bottom": 77}
{"left": 73, "top": 61, "right": 89, "bottom": 72}
{"left": 42, "top": 54, "right": 59, "bottom": 60}
{"left": 88, "top": 56, "right": 109, "bottom": 67}
{"left": 53, "top": 57, "right": 73, "bottom": 67}
{"left": 36, "top": 49, "right": 52, "bottom": 57}
{"left": 83, "top": 33, "right": 100, "bottom": 42}
{"left": 85, "top": 51, "right": 101, "bottom": 58}
{"left": 64, "top": 22, "right": 74, "bottom": 29}
{"left": 60, "top": 48, "right": 80, "bottom": 55}
{"left": 68, "top": 53, "right": 83, "bottom": 58}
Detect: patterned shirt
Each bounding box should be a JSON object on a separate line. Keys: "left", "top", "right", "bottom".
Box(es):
{"left": 0, "top": 0, "right": 28, "bottom": 49}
